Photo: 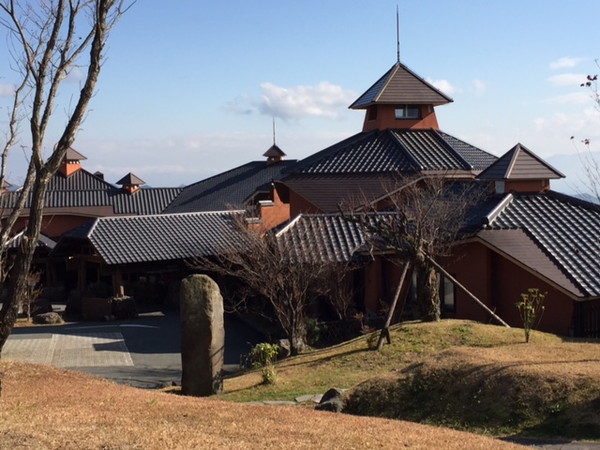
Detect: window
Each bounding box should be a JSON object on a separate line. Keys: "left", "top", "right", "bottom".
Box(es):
{"left": 440, "top": 274, "right": 456, "bottom": 313}
{"left": 395, "top": 104, "right": 420, "bottom": 119}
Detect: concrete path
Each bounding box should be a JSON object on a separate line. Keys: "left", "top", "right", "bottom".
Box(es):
{"left": 3, "top": 308, "right": 264, "bottom": 389}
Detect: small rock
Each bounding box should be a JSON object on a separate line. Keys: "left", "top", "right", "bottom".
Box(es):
{"left": 32, "top": 312, "right": 63, "bottom": 325}
{"left": 295, "top": 394, "right": 322, "bottom": 403}
{"left": 315, "top": 387, "right": 344, "bottom": 412}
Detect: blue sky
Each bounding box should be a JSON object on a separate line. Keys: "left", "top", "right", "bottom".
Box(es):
{"left": 1, "top": 1, "right": 599, "bottom": 194}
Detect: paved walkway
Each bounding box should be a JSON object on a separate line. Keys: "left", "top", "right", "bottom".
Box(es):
{"left": 4, "top": 332, "right": 134, "bottom": 367}
{"left": 3, "top": 309, "right": 264, "bottom": 389}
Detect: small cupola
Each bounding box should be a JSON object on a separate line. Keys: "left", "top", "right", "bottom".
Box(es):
{"left": 58, "top": 147, "right": 87, "bottom": 177}
{"left": 349, "top": 61, "right": 453, "bottom": 132}
{"left": 116, "top": 172, "right": 145, "bottom": 194}
{"left": 263, "top": 144, "right": 286, "bottom": 166}
{"left": 477, "top": 143, "right": 565, "bottom": 194}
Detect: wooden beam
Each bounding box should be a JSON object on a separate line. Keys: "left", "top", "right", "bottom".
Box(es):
{"left": 376, "top": 260, "right": 411, "bottom": 351}
{"left": 426, "top": 255, "right": 510, "bottom": 328}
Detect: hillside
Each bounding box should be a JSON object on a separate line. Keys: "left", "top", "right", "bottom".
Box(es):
{"left": 0, "top": 359, "right": 521, "bottom": 449}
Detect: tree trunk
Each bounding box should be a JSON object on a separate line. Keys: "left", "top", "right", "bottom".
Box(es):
{"left": 417, "top": 264, "right": 440, "bottom": 322}
{"left": 0, "top": 174, "right": 50, "bottom": 353}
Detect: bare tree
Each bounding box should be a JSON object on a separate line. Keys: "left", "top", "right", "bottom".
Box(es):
{"left": 192, "top": 220, "right": 346, "bottom": 356}
{"left": 346, "top": 176, "right": 483, "bottom": 322}
{"left": 0, "top": 0, "right": 129, "bottom": 354}
{"left": 575, "top": 60, "right": 600, "bottom": 203}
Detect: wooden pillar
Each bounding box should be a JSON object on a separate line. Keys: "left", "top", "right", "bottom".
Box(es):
{"left": 112, "top": 268, "right": 124, "bottom": 297}
{"left": 77, "top": 258, "right": 86, "bottom": 293}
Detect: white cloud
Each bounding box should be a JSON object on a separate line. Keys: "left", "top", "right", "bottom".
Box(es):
{"left": 471, "top": 79, "right": 487, "bottom": 95}
{"left": 426, "top": 78, "right": 457, "bottom": 96}
{"left": 546, "top": 92, "right": 591, "bottom": 105}
{"left": 257, "top": 81, "right": 356, "bottom": 120}
{"left": 0, "top": 83, "right": 14, "bottom": 97}
{"left": 549, "top": 57, "right": 585, "bottom": 70}
{"left": 547, "top": 73, "right": 586, "bottom": 87}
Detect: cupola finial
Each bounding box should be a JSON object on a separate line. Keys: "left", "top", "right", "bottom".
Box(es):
{"left": 396, "top": 5, "right": 400, "bottom": 63}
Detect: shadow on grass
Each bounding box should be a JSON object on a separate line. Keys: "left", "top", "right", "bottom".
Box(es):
{"left": 277, "top": 347, "right": 369, "bottom": 370}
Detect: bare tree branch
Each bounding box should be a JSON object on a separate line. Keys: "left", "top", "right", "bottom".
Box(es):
{"left": 0, "top": 0, "right": 129, "bottom": 355}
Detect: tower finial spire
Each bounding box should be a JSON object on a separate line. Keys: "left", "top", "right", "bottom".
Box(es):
{"left": 396, "top": 5, "right": 400, "bottom": 63}
{"left": 272, "top": 116, "right": 276, "bottom": 145}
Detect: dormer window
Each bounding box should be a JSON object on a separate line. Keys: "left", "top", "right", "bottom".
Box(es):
{"left": 395, "top": 104, "right": 420, "bottom": 119}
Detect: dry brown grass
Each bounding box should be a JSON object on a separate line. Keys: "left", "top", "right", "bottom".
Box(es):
{"left": 345, "top": 340, "right": 600, "bottom": 438}
{"left": 0, "top": 359, "right": 523, "bottom": 449}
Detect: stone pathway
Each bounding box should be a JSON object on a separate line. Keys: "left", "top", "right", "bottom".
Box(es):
{"left": 3, "top": 332, "right": 134, "bottom": 368}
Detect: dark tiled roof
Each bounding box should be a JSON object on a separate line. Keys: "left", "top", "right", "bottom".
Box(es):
{"left": 48, "top": 169, "right": 115, "bottom": 191}
{"left": 0, "top": 169, "right": 182, "bottom": 215}
{"left": 82, "top": 211, "right": 247, "bottom": 265}
{"left": 478, "top": 143, "right": 564, "bottom": 180}
{"left": 437, "top": 131, "right": 498, "bottom": 171}
{"left": 263, "top": 144, "right": 286, "bottom": 158}
{"left": 289, "top": 129, "right": 495, "bottom": 176}
{"left": 65, "top": 147, "right": 87, "bottom": 161}
{"left": 109, "top": 188, "right": 183, "bottom": 214}
{"left": 117, "top": 172, "right": 145, "bottom": 186}
{"left": 350, "top": 62, "right": 453, "bottom": 109}
{"left": 283, "top": 173, "right": 399, "bottom": 213}
{"left": 276, "top": 214, "right": 366, "bottom": 263}
{"left": 486, "top": 191, "right": 600, "bottom": 297}
{"left": 164, "top": 160, "right": 297, "bottom": 213}
{"left": 477, "top": 229, "right": 583, "bottom": 297}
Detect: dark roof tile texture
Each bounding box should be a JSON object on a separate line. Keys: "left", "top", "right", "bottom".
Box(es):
{"left": 350, "top": 62, "right": 452, "bottom": 108}
{"left": 477, "top": 229, "right": 583, "bottom": 297}
{"left": 164, "top": 160, "right": 297, "bottom": 213}
{"left": 277, "top": 214, "right": 366, "bottom": 263}
{"left": 437, "top": 131, "right": 498, "bottom": 171}
{"left": 86, "top": 211, "right": 247, "bottom": 265}
{"left": 488, "top": 192, "right": 600, "bottom": 297}
{"left": 478, "top": 143, "right": 564, "bottom": 180}
{"left": 290, "top": 129, "right": 495, "bottom": 175}
{"left": 1, "top": 185, "right": 182, "bottom": 215}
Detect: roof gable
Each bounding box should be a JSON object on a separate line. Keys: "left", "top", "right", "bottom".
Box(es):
{"left": 478, "top": 143, "right": 565, "bottom": 180}
{"left": 477, "top": 229, "right": 583, "bottom": 297}
{"left": 84, "top": 211, "right": 247, "bottom": 265}
{"left": 349, "top": 62, "right": 453, "bottom": 109}
{"left": 164, "top": 160, "right": 297, "bottom": 213}
{"left": 486, "top": 191, "right": 600, "bottom": 297}
{"left": 65, "top": 147, "right": 87, "bottom": 161}
{"left": 263, "top": 144, "right": 286, "bottom": 158}
{"left": 117, "top": 172, "right": 145, "bottom": 186}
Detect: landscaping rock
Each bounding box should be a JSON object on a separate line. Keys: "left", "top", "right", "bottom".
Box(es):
{"left": 180, "top": 274, "right": 225, "bottom": 397}
{"left": 32, "top": 312, "right": 63, "bottom": 325}
{"left": 315, "top": 388, "right": 344, "bottom": 412}
{"left": 277, "top": 338, "right": 306, "bottom": 359}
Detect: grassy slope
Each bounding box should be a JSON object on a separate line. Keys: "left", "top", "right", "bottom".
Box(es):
{"left": 220, "top": 320, "right": 600, "bottom": 439}
{"left": 220, "top": 320, "right": 559, "bottom": 402}
{"left": 0, "top": 358, "right": 523, "bottom": 449}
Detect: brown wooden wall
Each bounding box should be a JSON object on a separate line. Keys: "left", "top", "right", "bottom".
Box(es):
{"left": 445, "top": 242, "right": 575, "bottom": 336}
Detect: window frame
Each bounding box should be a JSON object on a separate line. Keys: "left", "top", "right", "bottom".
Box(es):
{"left": 394, "top": 104, "right": 420, "bottom": 120}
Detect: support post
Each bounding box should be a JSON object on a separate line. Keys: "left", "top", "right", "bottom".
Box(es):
{"left": 376, "top": 260, "right": 410, "bottom": 351}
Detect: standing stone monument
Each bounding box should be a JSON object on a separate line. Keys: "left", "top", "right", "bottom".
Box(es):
{"left": 180, "top": 274, "right": 225, "bottom": 396}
